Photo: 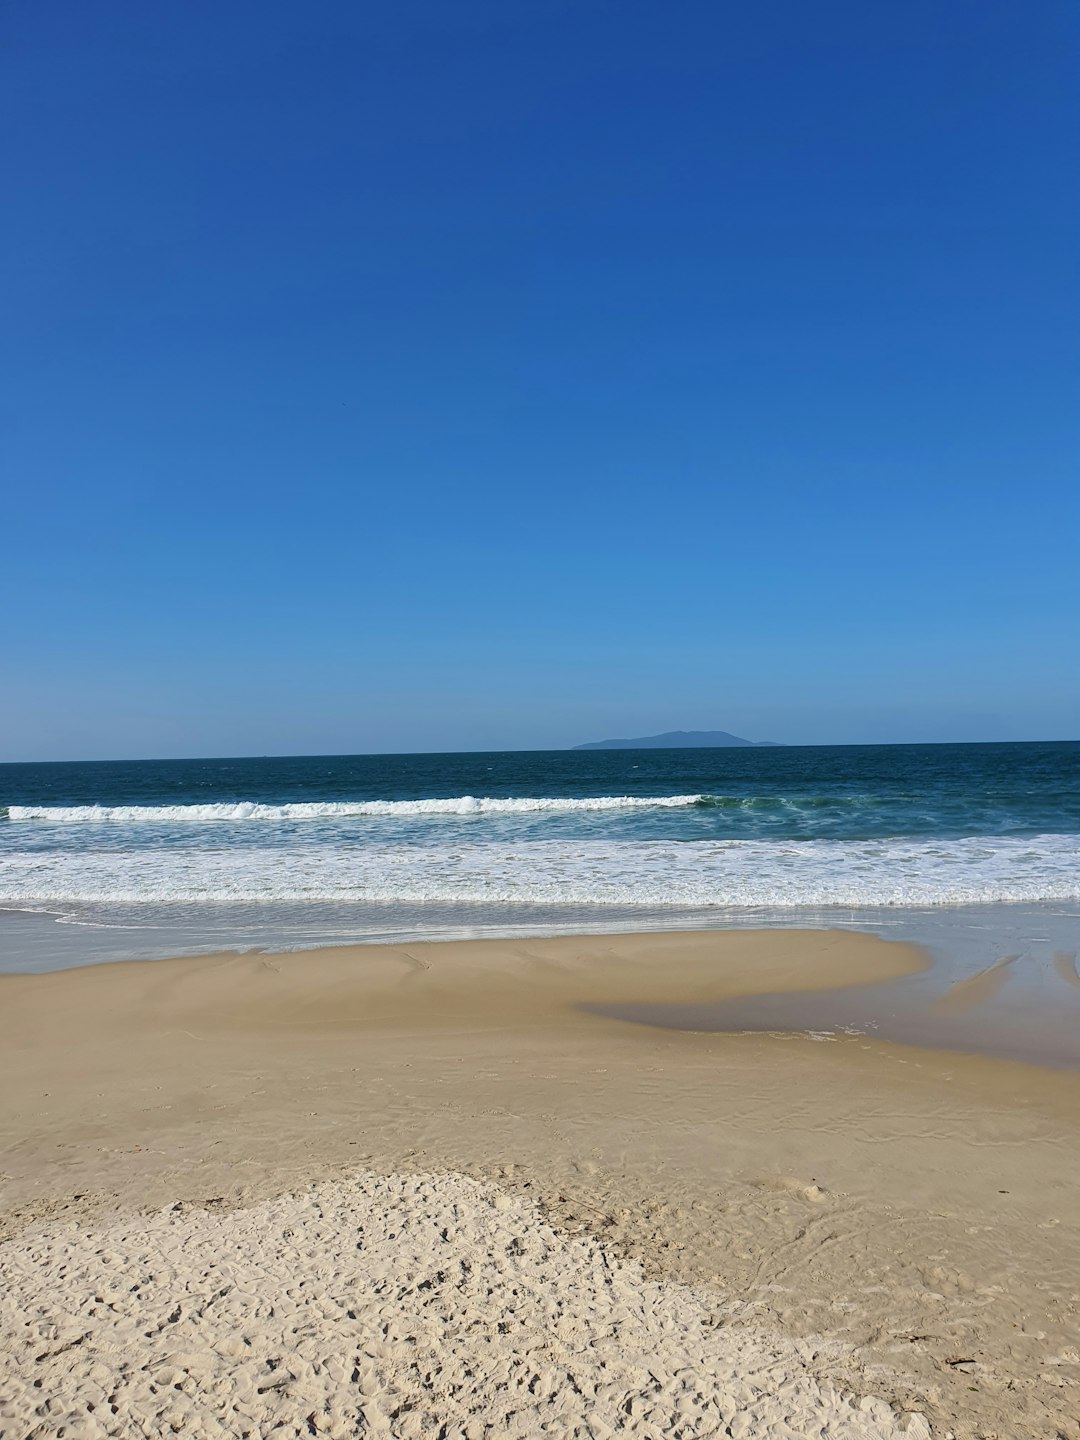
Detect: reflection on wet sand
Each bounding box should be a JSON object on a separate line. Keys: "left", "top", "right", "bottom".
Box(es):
{"left": 932, "top": 953, "right": 1020, "bottom": 1012}
{"left": 584, "top": 945, "right": 1080, "bottom": 1068}
{"left": 1053, "top": 949, "right": 1080, "bottom": 989}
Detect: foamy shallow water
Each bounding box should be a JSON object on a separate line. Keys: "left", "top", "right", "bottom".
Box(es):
{"left": 2, "top": 831, "right": 1079, "bottom": 911}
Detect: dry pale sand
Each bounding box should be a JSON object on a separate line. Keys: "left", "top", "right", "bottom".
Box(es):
{"left": 1, "top": 1170, "right": 928, "bottom": 1440}
{"left": 1, "top": 929, "right": 1078, "bottom": 1439}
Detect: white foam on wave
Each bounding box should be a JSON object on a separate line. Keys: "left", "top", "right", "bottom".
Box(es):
{"left": 2, "top": 835, "right": 1078, "bottom": 908}
{"left": 4, "top": 795, "right": 704, "bottom": 823}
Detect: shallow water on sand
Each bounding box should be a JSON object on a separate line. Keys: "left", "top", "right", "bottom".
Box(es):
{"left": 579, "top": 903, "right": 1080, "bottom": 1068}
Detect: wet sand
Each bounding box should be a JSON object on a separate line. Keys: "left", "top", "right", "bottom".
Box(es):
{"left": 587, "top": 943, "right": 1080, "bottom": 1068}
{"left": 1, "top": 929, "right": 1078, "bottom": 1437}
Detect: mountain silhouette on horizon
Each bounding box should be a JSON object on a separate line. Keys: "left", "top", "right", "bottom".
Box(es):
{"left": 573, "top": 730, "right": 779, "bottom": 750}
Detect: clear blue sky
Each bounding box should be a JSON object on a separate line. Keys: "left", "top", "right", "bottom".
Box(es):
{"left": 3, "top": 0, "right": 1078, "bottom": 760}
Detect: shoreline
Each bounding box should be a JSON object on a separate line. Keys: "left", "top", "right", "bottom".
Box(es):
{"left": 5, "top": 902, "right": 1080, "bottom": 1070}
{"left": 3, "top": 928, "right": 1079, "bottom": 1437}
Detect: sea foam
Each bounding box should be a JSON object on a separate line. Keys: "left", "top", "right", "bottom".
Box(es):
{"left": 2, "top": 834, "right": 1078, "bottom": 908}
{"left": 4, "top": 795, "right": 705, "bottom": 823}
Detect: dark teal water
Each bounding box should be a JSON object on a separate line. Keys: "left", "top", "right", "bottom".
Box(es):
{"left": 4, "top": 741, "right": 1079, "bottom": 839}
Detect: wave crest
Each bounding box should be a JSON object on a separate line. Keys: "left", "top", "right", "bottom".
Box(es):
{"left": 4, "top": 795, "right": 706, "bottom": 823}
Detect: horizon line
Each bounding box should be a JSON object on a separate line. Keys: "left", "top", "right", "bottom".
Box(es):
{"left": 1, "top": 737, "right": 1077, "bottom": 767}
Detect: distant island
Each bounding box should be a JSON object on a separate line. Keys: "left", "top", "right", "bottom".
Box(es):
{"left": 573, "top": 730, "right": 779, "bottom": 750}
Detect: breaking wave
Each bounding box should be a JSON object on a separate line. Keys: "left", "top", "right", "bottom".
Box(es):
{"left": 4, "top": 795, "right": 706, "bottom": 823}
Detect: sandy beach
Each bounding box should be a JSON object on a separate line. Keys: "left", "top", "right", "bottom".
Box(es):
{"left": 7, "top": 0, "right": 1077, "bottom": 1430}
{"left": 2, "top": 929, "right": 1078, "bottom": 1438}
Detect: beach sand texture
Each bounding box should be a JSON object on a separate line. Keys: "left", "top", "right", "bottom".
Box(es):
{"left": 1, "top": 1170, "right": 927, "bottom": 1440}
{"left": 1, "top": 930, "right": 1078, "bottom": 1438}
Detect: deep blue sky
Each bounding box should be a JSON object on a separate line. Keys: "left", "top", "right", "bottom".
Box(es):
{"left": 3, "top": 0, "right": 1078, "bottom": 759}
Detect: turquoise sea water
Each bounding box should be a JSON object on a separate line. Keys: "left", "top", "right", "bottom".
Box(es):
{"left": 1, "top": 743, "right": 1079, "bottom": 984}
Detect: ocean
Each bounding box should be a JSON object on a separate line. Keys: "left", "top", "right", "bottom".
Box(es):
{"left": 2, "top": 742, "right": 1079, "bottom": 980}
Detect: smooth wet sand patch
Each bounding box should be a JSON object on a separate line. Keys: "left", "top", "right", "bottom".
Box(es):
{"left": 931, "top": 953, "right": 1020, "bottom": 1012}
{"left": 1054, "top": 949, "right": 1080, "bottom": 989}
{"left": 0, "top": 926, "right": 929, "bottom": 1054}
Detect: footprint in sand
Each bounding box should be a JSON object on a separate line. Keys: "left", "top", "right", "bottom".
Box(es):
{"left": 932, "top": 954, "right": 1020, "bottom": 1013}
{"left": 752, "top": 1176, "right": 829, "bottom": 1203}
{"left": 1053, "top": 951, "right": 1080, "bottom": 990}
